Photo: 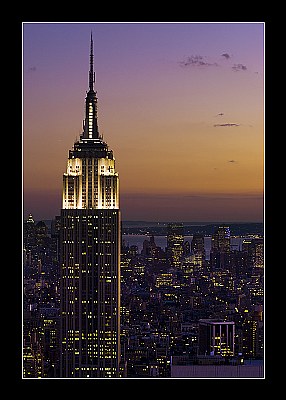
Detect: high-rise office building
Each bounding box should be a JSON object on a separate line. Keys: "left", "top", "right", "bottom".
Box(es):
{"left": 210, "top": 226, "right": 231, "bottom": 271}
{"left": 191, "top": 233, "right": 205, "bottom": 256}
{"left": 198, "top": 319, "right": 235, "bottom": 357}
{"left": 211, "top": 226, "right": 231, "bottom": 253}
{"left": 60, "top": 34, "right": 120, "bottom": 378}
{"left": 191, "top": 233, "right": 206, "bottom": 270}
{"left": 244, "top": 238, "right": 264, "bottom": 270}
{"left": 166, "top": 223, "right": 184, "bottom": 268}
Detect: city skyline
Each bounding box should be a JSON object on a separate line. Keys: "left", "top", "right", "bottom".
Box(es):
{"left": 23, "top": 22, "right": 264, "bottom": 222}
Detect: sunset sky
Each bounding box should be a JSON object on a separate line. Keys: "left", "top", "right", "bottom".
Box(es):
{"left": 23, "top": 22, "right": 264, "bottom": 222}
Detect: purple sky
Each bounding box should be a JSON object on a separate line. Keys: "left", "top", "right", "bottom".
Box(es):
{"left": 23, "top": 22, "right": 264, "bottom": 222}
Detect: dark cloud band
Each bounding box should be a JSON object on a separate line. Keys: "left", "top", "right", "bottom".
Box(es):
{"left": 214, "top": 123, "right": 240, "bottom": 127}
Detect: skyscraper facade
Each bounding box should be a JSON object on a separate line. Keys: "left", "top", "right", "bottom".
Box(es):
{"left": 166, "top": 223, "right": 184, "bottom": 268}
{"left": 210, "top": 226, "right": 231, "bottom": 271}
{"left": 60, "top": 35, "right": 121, "bottom": 378}
{"left": 198, "top": 319, "right": 235, "bottom": 357}
{"left": 191, "top": 233, "right": 206, "bottom": 270}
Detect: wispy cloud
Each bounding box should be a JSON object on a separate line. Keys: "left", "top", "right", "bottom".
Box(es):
{"left": 179, "top": 55, "right": 218, "bottom": 68}
{"left": 221, "top": 53, "right": 231, "bottom": 60}
{"left": 213, "top": 123, "right": 240, "bottom": 127}
{"left": 178, "top": 53, "right": 251, "bottom": 74}
{"left": 232, "top": 63, "right": 247, "bottom": 72}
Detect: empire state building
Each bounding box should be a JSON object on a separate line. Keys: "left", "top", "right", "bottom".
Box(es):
{"left": 60, "top": 34, "right": 120, "bottom": 378}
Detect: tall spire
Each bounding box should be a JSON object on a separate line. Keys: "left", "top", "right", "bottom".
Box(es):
{"left": 82, "top": 32, "right": 99, "bottom": 140}
{"left": 89, "top": 31, "right": 95, "bottom": 91}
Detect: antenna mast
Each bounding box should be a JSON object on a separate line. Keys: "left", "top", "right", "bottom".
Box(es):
{"left": 89, "top": 32, "right": 95, "bottom": 91}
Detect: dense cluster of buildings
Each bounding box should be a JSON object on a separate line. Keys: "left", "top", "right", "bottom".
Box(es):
{"left": 120, "top": 223, "right": 264, "bottom": 378}
{"left": 23, "top": 35, "right": 264, "bottom": 379}
{"left": 23, "top": 217, "right": 264, "bottom": 378}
